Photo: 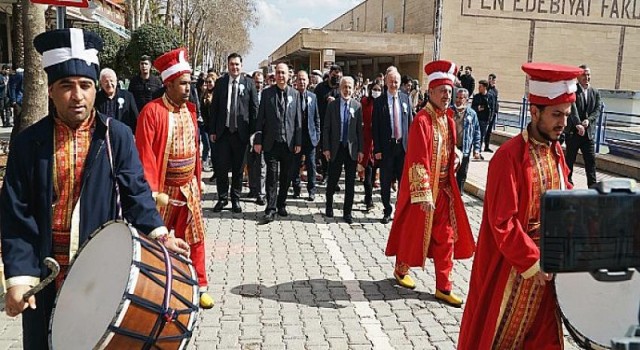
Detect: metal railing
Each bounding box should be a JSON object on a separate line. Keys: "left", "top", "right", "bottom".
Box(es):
{"left": 491, "top": 96, "right": 640, "bottom": 158}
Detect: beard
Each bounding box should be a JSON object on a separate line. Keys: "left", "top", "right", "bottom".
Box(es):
{"left": 536, "top": 123, "right": 561, "bottom": 142}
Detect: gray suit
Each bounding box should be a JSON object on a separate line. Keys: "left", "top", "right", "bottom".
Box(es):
{"left": 323, "top": 98, "right": 363, "bottom": 219}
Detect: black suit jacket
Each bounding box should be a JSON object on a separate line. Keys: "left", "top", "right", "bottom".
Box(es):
{"left": 372, "top": 91, "right": 414, "bottom": 156}
{"left": 95, "top": 88, "right": 139, "bottom": 133}
{"left": 568, "top": 84, "right": 602, "bottom": 140}
{"left": 254, "top": 86, "right": 302, "bottom": 153}
{"left": 323, "top": 98, "right": 363, "bottom": 161}
{"left": 210, "top": 74, "right": 259, "bottom": 143}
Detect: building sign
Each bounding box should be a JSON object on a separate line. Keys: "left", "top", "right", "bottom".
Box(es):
{"left": 31, "top": 0, "right": 89, "bottom": 8}
{"left": 462, "top": 0, "right": 640, "bottom": 27}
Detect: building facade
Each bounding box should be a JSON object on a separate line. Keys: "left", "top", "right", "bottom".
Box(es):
{"left": 269, "top": 0, "right": 640, "bottom": 101}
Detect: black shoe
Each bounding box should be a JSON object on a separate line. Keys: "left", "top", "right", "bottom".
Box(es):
{"left": 292, "top": 187, "right": 301, "bottom": 198}
{"left": 307, "top": 194, "right": 316, "bottom": 202}
{"left": 256, "top": 196, "right": 266, "bottom": 206}
{"left": 245, "top": 191, "right": 258, "bottom": 198}
{"left": 260, "top": 212, "right": 275, "bottom": 224}
{"left": 343, "top": 215, "right": 353, "bottom": 224}
{"left": 365, "top": 203, "right": 374, "bottom": 212}
{"left": 277, "top": 207, "right": 288, "bottom": 217}
{"left": 335, "top": 185, "right": 341, "bottom": 192}
{"left": 207, "top": 174, "right": 216, "bottom": 182}
{"left": 231, "top": 201, "right": 242, "bottom": 213}
{"left": 381, "top": 215, "right": 391, "bottom": 224}
{"left": 325, "top": 207, "right": 334, "bottom": 218}
{"left": 484, "top": 148, "right": 494, "bottom": 153}
{"left": 213, "top": 200, "right": 228, "bottom": 213}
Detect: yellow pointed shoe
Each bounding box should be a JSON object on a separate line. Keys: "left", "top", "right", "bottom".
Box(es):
{"left": 435, "top": 289, "right": 463, "bottom": 308}
{"left": 393, "top": 271, "right": 416, "bottom": 289}
{"left": 199, "top": 292, "right": 215, "bottom": 309}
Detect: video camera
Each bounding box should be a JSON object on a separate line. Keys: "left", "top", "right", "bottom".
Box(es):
{"left": 541, "top": 178, "right": 640, "bottom": 350}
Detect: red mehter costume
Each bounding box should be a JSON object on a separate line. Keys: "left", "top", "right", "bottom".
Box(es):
{"left": 135, "top": 49, "right": 207, "bottom": 292}
{"left": 458, "top": 62, "right": 582, "bottom": 349}
{"left": 385, "top": 102, "right": 475, "bottom": 291}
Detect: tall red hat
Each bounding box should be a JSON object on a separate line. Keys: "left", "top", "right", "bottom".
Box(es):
{"left": 424, "top": 60, "right": 457, "bottom": 89}
{"left": 522, "top": 62, "right": 584, "bottom": 106}
{"left": 153, "top": 48, "right": 191, "bottom": 83}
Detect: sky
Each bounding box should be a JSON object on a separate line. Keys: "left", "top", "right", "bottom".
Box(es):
{"left": 243, "top": 0, "right": 363, "bottom": 71}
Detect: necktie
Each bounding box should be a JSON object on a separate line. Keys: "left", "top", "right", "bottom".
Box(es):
{"left": 229, "top": 79, "right": 238, "bottom": 133}
{"left": 300, "top": 92, "right": 306, "bottom": 114}
{"left": 342, "top": 102, "right": 350, "bottom": 145}
{"left": 393, "top": 96, "right": 401, "bottom": 140}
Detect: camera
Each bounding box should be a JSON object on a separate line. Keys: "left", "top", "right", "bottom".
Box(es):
{"left": 541, "top": 178, "right": 640, "bottom": 350}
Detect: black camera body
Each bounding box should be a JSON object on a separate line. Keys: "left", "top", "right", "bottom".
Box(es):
{"left": 540, "top": 178, "right": 640, "bottom": 350}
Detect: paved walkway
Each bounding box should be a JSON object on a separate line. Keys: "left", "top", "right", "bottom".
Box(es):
{"left": 0, "top": 136, "right": 619, "bottom": 349}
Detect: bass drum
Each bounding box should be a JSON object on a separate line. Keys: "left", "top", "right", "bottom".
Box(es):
{"left": 49, "top": 221, "right": 199, "bottom": 349}
{"left": 556, "top": 269, "right": 640, "bottom": 349}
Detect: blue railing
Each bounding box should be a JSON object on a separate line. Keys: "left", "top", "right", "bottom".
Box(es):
{"left": 492, "top": 96, "right": 640, "bottom": 157}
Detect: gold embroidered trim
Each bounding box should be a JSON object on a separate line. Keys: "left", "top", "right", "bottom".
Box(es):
{"left": 409, "top": 163, "right": 432, "bottom": 204}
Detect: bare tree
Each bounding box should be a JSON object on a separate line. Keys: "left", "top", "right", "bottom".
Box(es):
{"left": 14, "top": 1, "right": 48, "bottom": 138}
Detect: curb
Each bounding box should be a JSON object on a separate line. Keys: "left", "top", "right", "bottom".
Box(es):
{"left": 464, "top": 180, "right": 485, "bottom": 201}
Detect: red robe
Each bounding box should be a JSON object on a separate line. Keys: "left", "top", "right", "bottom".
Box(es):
{"left": 385, "top": 104, "right": 475, "bottom": 267}
{"left": 135, "top": 97, "right": 202, "bottom": 194}
{"left": 359, "top": 96, "right": 374, "bottom": 167}
{"left": 458, "top": 129, "right": 572, "bottom": 350}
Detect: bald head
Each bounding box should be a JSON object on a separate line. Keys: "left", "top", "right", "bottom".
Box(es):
{"left": 99, "top": 68, "right": 118, "bottom": 97}
{"left": 274, "top": 63, "right": 290, "bottom": 89}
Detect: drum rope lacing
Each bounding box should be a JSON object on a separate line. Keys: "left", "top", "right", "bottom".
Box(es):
{"left": 107, "top": 237, "right": 198, "bottom": 347}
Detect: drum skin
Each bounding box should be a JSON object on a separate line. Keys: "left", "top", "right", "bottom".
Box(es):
{"left": 49, "top": 222, "right": 199, "bottom": 350}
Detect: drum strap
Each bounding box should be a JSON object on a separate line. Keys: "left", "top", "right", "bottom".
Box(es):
{"left": 105, "top": 118, "right": 123, "bottom": 220}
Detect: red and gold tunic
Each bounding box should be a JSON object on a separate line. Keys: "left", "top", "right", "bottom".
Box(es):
{"left": 459, "top": 128, "right": 571, "bottom": 350}
{"left": 385, "top": 103, "right": 475, "bottom": 269}
{"left": 52, "top": 112, "right": 95, "bottom": 288}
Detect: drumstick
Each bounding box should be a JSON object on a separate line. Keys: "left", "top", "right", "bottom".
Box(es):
{"left": 22, "top": 257, "right": 60, "bottom": 301}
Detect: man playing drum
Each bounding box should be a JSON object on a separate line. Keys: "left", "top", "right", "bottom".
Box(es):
{"left": 458, "top": 62, "right": 582, "bottom": 349}
{"left": 0, "top": 28, "right": 189, "bottom": 350}
{"left": 135, "top": 48, "right": 214, "bottom": 309}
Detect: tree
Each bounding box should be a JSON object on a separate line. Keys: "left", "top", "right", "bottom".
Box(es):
{"left": 13, "top": 0, "right": 48, "bottom": 140}
{"left": 11, "top": 2, "right": 24, "bottom": 69}
{"left": 124, "top": 23, "right": 183, "bottom": 71}
{"left": 83, "top": 24, "right": 127, "bottom": 74}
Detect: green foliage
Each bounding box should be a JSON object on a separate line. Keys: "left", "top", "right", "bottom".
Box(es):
{"left": 83, "top": 24, "right": 127, "bottom": 76}
{"left": 124, "top": 24, "right": 184, "bottom": 77}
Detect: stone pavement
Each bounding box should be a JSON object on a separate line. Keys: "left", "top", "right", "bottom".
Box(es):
{"left": 0, "top": 139, "right": 613, "bottom": 349}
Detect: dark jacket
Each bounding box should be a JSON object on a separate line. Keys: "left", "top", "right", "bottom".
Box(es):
{"left": 128, "top": 74, "right": 163, "bottom": 112}
{"left": 254, "top": 85, "right": 301, "bottom": 153}
{"left": 0, "top": 112, "right": 164, "bottom": 283}
{"left": 471, "top": 93, "right": 492, "bottom": 122}
{"left": 460, "top": 74, "right": 475, "bottom": 96}
{"left": 372, "top": 91, "right": 414, "bottom": 155}
{"left": 209, "top": 74, "right": 259, "bottom": 144}
{"left": 95, "top": 88, "right": 139, "bottom": 133}
{"left": 568, "top": 84, "right": 602, "bottom": 140}
{"left": 299, "top": 90, "right": 321, "bottom": 147}
{"left": 323, "top": 98, "right": 363, "bottom": 161}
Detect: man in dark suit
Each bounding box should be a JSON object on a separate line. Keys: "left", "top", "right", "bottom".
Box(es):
{"left": 253, "top": 63, "right": 301, "bottom": 224}
{"left": 372, "top": 70, "right": 414, "bottom": 224}
{"left": 566, "top": 65, "right": 601, "bottom": 187}
{"left": 324, "top": 76, "right": 364, "bottom": 224}
{"left": 210, "top": 53, "right": 259, "bottom": 213}
{"left": 292, "top": 70, "right": 321, "bottom": 201}
{"left": 95, "top": 68, "right": 139, "bottom": 132}
{"left": 314, "top": 65, "right": 342, "bottom": 183}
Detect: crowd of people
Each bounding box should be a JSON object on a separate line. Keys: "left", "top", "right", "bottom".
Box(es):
{"left": 0, "top": 27, "right": 602, "bottom": 350}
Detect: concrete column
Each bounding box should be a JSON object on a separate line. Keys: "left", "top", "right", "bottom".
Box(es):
{"left": 309, "top": 51, "right": 321, "bottom": 71}
{"left": 373, "top": 57, "right": 379, "bottom": 75}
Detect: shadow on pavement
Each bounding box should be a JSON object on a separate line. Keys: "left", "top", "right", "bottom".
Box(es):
{"left": 230, "top": 278, "right": 438, "bottom": 309}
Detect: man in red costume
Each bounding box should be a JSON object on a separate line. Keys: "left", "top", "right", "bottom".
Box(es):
{"left": 385, "top": 60, "right": 475, "bottom": 308}
{"left": 458, "top": 62, "right": 582, "bottom": 349}
{"left": 136, "top": 48, "right": 214, "bottom": 309}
